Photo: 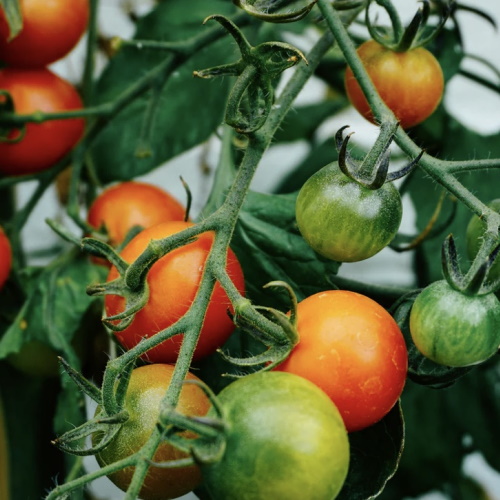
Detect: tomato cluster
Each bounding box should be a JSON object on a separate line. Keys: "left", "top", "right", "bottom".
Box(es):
{"left": 0, "top": 0, "right": 88, "bottom": 176}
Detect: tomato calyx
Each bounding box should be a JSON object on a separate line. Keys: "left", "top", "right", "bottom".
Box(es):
{"left": 219, "top": 281, "right": 300, "bottom": 371}
{"left": 442, "top": 234, "right": 500, "bottom": 296}
{"left": 335, "top": 123, "right": 423, "bottom": 189}
{"left": 365, "top": 0, "right": 450, "bottom": 52}
{"left": 0, "top": 89, "right": 26, "bottom": 144}
{"left": 233, "top": 0, "right": 318, "bottom": 23}
{"left": 194, "top": 15, "right": 306, "bottom": 134}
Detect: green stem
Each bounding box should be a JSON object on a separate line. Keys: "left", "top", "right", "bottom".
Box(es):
{"left": 82, "top": 0, "right": 100, "bottom": 106}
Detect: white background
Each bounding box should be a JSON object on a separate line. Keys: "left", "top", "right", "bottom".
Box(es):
{"left": 16, "top": 0, "right": 500, "bottom": 498}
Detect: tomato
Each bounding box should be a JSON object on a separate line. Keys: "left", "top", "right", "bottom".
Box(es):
{"left": 201, "top": 371, "right": 350, "bottom": 500}
{"left": 0, "top": 0, "right": 89, "bottom": 68}
{"left": 87, "top": 181, "right": 186, "bottom": 249}
{"left": 409, "top": 280, "right": 500, "bottom": 367}
{"left": 275, "top": 290, "right": 408, "bottom": 432}
{"left": 93, "top": 364, "right": 210, "bottom": 500}
{"left": 0, "top": 226, "right": 11, "bottom": 290}
{"left": 296, "top": 162, "right": 402, "bottom": 262}
{"left": 0, "top": 68, "right": 85, "bottom": 176}
{"left": 466, "top": 199, "right": 500, "bottom": 283}
{"left": 344, "top": 39, "right": 444, "bottom": 129}
{"left": 105, "top": 221, "right": 245, "bottom": 363}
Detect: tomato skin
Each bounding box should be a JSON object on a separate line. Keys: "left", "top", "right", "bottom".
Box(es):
{"left": 202, "top": 371, "right": 350, "bottom": 500}
{"left": 275, "top": 290, "right": 408, "bottom": 432}
{"left": 0, "top": 226, "right": 11, "bottom": 290}
{"left": 0, "top": 0, "right": 89, "bottom": 68}
{"left": 87, "top": 181, "right": 186, "bottom": 248}
{"left": 296, "top": 162, "right": 402, "bottom": 262}
{"left": 466, "top": 199, "right": 500, "bottom": 283}
{"left": 409, "top": 280, "right": 500, "bottom": 367}
{"left": 344, "top": 40, "right": 444, "bottom": 129}
{"left": 105, "top": 221, "right": 245, "bottom": 363}
{"left": 0, "top": 68, "right": 85, "bottom": 176}
{"left": 93, "top": 364, "right": 210, "bottom": 500}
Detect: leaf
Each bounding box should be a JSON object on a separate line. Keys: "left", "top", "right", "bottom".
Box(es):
{"left": 0, "top": 0, "right": 22, "bottom": 40}
{"left": 337, "top": 403, "right": 404, "bottom": 500}
{"left": 230, "top": 190, "right": 341, "bottom": 309}
{"left": 0, "top": 248, "right": 106, "bottom": 366}
{"left": 90, "top": 0, "right": 238, "bottom": 183}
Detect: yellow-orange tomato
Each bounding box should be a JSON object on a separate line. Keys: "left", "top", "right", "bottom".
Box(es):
{"left": 87, "top": 181, "right": 186, "bottom": 248}
{"left": 0, "top": 0, "right": 89, "bottom": 68}
{"left": 344, "top": 40, "right": 444, "bottom": 129}
{"left": 0, "top": 226, "right": 11, "bottom": 289}
{"left": 93, "top": 364, "right": 211, "bottom": 500}
{"left": 105, "top": 221, "right": 245, "bottom": 363}
{"left": 276, "top": 290, "right": 408, "bottom": 432}
{"left": 0, "top": 68, "right": 84, "bottom": 176}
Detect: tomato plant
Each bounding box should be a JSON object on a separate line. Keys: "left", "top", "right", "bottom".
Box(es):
{"left": 409, "top": 280, "right": 500, "bottom": 367}
{"left": 295, "top": 161, "right": 402, "bottom": 262}
{"left": 0, "top": 0, "right": 89, "bottom": 68}
{"left": 0, "top": 226, "right": 11, "bottom": 290}
{"left": 0, "top": 68, "right": 84, "bottom": 176}
{"left": 344, "top": 40, "right": 444, "bottom": 129}
{"left": 87, "top": 181, "right": 187, "bottom": 248}
{"left": 93, "top": 364, "right": 211, "bottom": 500}
{"left": 105, "top": 220, "right": 245, "bottom": 363}
{"left": 201, "top": 371, "right": 350, "bottom": 500}
{"left": 275, "top": 290, "right": 408, "bottom": 432}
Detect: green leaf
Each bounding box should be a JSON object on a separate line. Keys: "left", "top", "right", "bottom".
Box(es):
{"left": 90, "top": 0, "right": 238, "bottom": 182}
{"left": 231, "top": 190, "right": 341, "bottom": 309}
{"left": 0, "top": 248, "right": 106, "bottom": 367}
{"left": 337, "top": 403, "right": 404, "bottom": 500}
{"left": 0, "top": 0, "right": 22, "bottom": 40}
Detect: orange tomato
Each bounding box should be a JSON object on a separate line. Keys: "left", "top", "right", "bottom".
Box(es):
{"left": 344, "top": 40, "right": 444, "bottom": 129}
{"left": 87, "top": 181, "right": 187, "bottom": 248}
{"left": 276, "top": 290, "right": 408, "bottom": 432}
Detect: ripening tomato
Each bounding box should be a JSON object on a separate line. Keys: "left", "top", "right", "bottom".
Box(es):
{"left": 0, "top": 0, "right": 89, "bottom": 68}
{"left": 93, "top": 364, "right": 211, "bottom": 500}
{"left": 105, "top": 221, "right": 245, "bottom": 363}
{"left": 275, "top": 290, "right": 408, "bottom": 432}
{"left": 201, "top": 371, "right": 350, "bottom": 500}
{"left": 0, "top": 225, "right": 11, "bottom": 289}
{"left": 344, "top": 40, "right": 444, "bottom": 129}
{"left": 87, "top": 181, "right": 186, "bottom": 248}
{"left": 0, "top": 68, "right": 85, "bottom": 176}
{"left": 296, "top": 162, "right": 402, "bottom": 262}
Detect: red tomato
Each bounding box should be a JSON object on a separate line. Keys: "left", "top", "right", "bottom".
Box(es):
{"left": 0, "top": 226, "right": 11, "bottom": 289}
{"left": 87, "top": 181, "right": 187, "bottom": 248}
{"left": 344, "top": 40, "right": 444, "bottom": 129}
{"left": 0, "top": 68, "right": 85, "bottom": 176}
{"left": 276, "top": 290, "right": 408, "bottom": 432}
{"left": 0, "top": 0, "right": 89, "bottom": 68}
{"left": 105, "top": 221, "right": 245, "bottom": 363}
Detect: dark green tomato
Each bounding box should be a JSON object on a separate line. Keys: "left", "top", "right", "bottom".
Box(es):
{"left": 466, "top": 199, "right": 500, "bottom": 283}
{"left": 296, "top": 162, "right": 402, "bottom": 262}
{"left": 202, "top": 371, "right": 350, "bottom": 500}
{"left": 409, "top": 280, "right": 500, "bottom": 367}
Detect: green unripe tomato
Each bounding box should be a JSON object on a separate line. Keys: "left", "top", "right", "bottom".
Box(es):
{"left": 296, "top": 162, "right": 402, "bottom": 262}
{"left": 466, "top": 199, "right": 500, "bottom": 283}
{"left": 202, "top": 371, "right": 350, "bottom": 500}
{"left": 409, "top": 280, "right": 500, "bottom": 367}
